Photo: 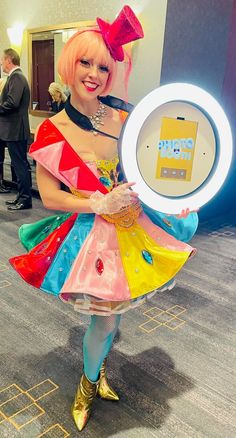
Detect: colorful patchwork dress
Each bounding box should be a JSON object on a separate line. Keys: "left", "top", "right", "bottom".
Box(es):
{"left": 10, "top": 118, "right": 198, "bottom": 316}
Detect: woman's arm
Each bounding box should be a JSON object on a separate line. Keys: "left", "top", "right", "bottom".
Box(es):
{"left": 36, "top": 163, "right": 93, "bottom": 213}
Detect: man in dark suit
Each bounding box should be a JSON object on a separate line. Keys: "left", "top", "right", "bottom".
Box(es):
{"left": 0, "top": 48, "right": 32, "bottom": 210}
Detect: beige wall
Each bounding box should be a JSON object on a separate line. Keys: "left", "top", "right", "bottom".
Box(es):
{"left": 0, "top": 0, "right": 167, "bottom": 128}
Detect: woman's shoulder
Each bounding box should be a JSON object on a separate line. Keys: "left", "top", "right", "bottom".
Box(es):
{"left": 49, "top": 110, "right": 72, "bottom": 130}
{"left": 29, "top": 114, "right": 69, "bottom": 171}
{"left": 99, "top": 95, "right": 133, "bottom": 113}
{"left": 35, "top": 111, "right": 68, "bottom": 140}
{"left": 107, "top": 106, "right": 129, "bottom": 128}
{"left": 49, "top": 109, "right": 67, "bottom": 123}
{"left": 100, "top": 95, "right": 131, "bottom": 125}
{"left": 30, "top": 116, "right": 67, "bottom": 156}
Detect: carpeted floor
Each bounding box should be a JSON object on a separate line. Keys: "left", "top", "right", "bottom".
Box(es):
{"left": 0, "top": 190, "right": 235, "bottom": 437}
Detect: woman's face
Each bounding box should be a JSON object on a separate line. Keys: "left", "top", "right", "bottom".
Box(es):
{"left": 51, "top": 91, "right": 61, "bottom": 102}
{"left": 72, "top": 57, "right": 110, "bottom": 101}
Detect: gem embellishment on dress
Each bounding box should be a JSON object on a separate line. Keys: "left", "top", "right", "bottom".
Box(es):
{"left": 33, "top": 243, "right": 47, "bottom": 254}
{"left": 96, "top": 258, "right": 104, "bottom": 275}
{"left": 99, "top": 176, "right": 112, "bottom": 188}
{"left": 162, "top": 218, "right": 172, "bottom": 227}
{"left": 141, "top": 250, "right": 153, "bottom": 265}
{"left": 88, "top": 102, "right": 107, "bottom": 134}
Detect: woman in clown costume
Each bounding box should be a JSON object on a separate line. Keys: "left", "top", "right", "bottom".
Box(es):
{"left": 10, "top": 6, "right": 198, "bottom": 432}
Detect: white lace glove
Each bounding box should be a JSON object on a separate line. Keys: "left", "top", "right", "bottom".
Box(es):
{"left": 90, "top": 182, "right": 138, "bottom": 215}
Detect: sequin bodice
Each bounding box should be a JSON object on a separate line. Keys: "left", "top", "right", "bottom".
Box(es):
{"left": 94, "top": 156, "right": 124, "bottom": 191}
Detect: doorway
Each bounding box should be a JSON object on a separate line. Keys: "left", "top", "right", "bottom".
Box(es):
{"left": 32, "top": 39, "right": 54, "bottom": 111}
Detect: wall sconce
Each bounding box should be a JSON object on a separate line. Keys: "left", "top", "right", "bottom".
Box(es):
{"left": 7, "top": 23, "right": 25, "bottom": 54}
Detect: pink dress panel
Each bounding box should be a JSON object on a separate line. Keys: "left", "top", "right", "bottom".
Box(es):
{"left": 61, "top": 215, "right": 131, "bottom": 301}
{"left": 138, "top": 213, "right": 195, "bottom": 254}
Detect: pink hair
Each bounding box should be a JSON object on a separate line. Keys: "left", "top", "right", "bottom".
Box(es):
{"left": 57, "top": 29, "right": 132, "bottom": 97}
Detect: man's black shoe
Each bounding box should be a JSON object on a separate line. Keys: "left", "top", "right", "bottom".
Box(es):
{"left": 5, "top": 198, "right": 19, "bottom": 205}
{"left": 7, "top": 202, "right": 32, "bottom": 211}
{"left": 0, "top": 183, "right": 11, "bottom": 194}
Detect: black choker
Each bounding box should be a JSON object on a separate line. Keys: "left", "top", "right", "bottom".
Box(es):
{"left": 64, "top": 96, "right": 118, "bottom": 140}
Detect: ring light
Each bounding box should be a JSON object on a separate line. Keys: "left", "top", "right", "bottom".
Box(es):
{"left": 119, "top": 83, "right": 233, "bottom": 214}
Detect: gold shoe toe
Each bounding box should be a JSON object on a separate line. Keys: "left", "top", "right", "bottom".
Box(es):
{"left": 72, "top": 374, "right": 98, "bottom": 432}
{"left": 98, "top": 376, "right": 119, "bottom": 401}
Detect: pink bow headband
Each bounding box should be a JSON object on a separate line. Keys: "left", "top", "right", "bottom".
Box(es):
{"left": 96, "top": 5, "right": 144, "bottom": 62}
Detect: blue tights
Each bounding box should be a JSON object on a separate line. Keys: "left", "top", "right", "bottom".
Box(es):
{"left": 83, "top": 314, "right": 121, "bottom": 382}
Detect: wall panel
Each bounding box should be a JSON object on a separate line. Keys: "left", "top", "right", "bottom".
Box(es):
{"left": 160, "top": 0, "right": 234, "bottom": 99}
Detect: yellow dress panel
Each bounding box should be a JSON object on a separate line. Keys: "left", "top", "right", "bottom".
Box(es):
{"left": 116, "top": 222, "right": 190, "bottom": 299}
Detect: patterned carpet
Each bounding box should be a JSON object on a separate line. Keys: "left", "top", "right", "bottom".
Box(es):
{"left": 0, "top": 191, "right": 235, "bottom": 437}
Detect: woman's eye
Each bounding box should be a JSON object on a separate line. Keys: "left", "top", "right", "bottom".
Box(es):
{"left": 80, "top": 59, "right": 90, "bottom": 67}
{"left": 99, "top": 65, "right": 109, "bottom": 73}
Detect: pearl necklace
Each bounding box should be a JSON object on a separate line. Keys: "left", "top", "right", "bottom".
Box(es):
{"left": 88, "top": 102, "right": 107, "bottom": 134}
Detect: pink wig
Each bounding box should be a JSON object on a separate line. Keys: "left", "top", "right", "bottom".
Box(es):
{"left": 57, "top": 29, "right": 132, "bottom": 97}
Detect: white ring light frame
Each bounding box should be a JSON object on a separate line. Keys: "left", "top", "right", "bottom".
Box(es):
{"left": 120, "top": 83, "right": 233, "bottom": 214}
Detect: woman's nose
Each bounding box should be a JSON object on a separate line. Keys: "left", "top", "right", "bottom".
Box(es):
{"left": 88, "top": 64, "right": 98, "bottom": 78}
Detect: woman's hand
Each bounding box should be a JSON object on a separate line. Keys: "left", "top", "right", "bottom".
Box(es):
{"left": 90, "top": 182, "right": 138, "bottom": 215}
{"left": 176, "top": 208, "right": 199, "bottom": 218}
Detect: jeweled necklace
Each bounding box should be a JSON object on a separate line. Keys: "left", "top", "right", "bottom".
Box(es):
{"left": 88, "top": 102, "right": 107, "bottom": 134}
{"left": 64, "top": 96, "right": 118, "bottom": 140}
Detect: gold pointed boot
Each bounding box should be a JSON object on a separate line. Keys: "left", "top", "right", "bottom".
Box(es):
{"left": 72, "top": 374, "right": 98, "bottom": 432}
{"left": 97, "top": 358, "right": 119, "bottom": 401}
